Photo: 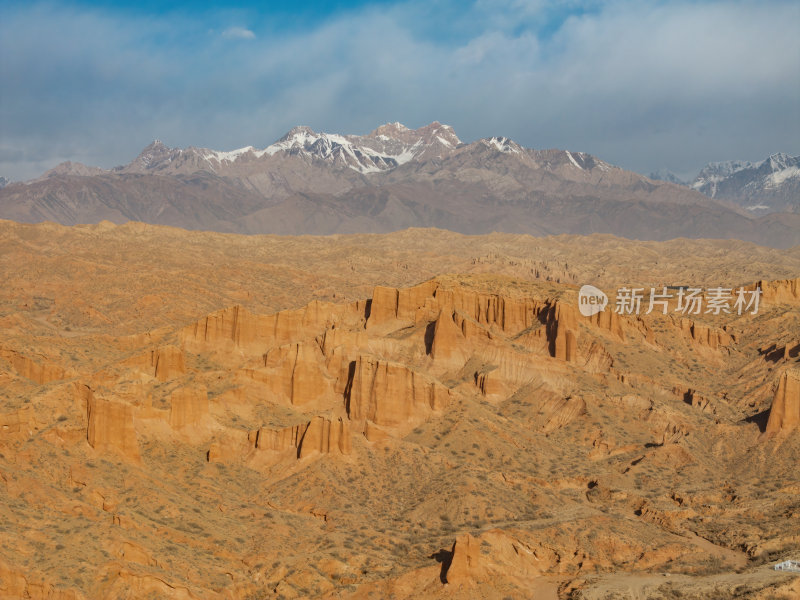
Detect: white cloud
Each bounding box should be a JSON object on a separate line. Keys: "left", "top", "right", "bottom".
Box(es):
{"left": 0, "top": 1, "right": 797, "bottom": 181}
{"left": 221, "top": 26, "right": 255, "bottom": 40}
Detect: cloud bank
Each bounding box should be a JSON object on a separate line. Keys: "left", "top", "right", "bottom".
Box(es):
{"left": 0, "top": 0, "right": 798, "bottom": 181}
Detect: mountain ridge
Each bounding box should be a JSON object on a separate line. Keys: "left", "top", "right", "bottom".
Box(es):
{"left": 650, "top": 152, "right": 800, "bottom": 214}
{"left": 1, "top": 122, "right": 798, "bottom": 247}
{"left": 22, "top": 121, "right": 618, "bottom": 182}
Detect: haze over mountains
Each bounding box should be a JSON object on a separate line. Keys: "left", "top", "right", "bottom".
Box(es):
{"left": 651, "top": 153, "right": 800, "bottom": 215}
{"left": 1, "top": 122, "right": 798, "bottom": 247}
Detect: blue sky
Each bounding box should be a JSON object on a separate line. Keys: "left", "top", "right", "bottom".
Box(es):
{"left": 1, "top": 0, "right": 798, "bottom": 181}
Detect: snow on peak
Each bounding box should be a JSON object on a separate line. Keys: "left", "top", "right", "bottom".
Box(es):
{"left": 690, "top": 152, "right": 800, "bottom": 201}
{"left": 130, "top": 139, "right": 180, "bottom": 169}
{"left": 202, "top": 146, "right": 256, "bottom": 164}
{"left": 255, "top": 122, "right": 463, "bottom": 173}
{"left": 765, "top": 164, "right": 800, "bottom": 188}
{"left": 565, "top": 151, "right": 583, "bottom": 169}
{"left": 128, "top": 122, "right": 466, "bottom": 175}
{"left": 482, "top": 136, "right": 522, "bottom": 154}
{"left": 372, "top": 122, "right": 409, "bottom": 134}
{"left": 257, "top": 126, "right": 402, "bottom": 173}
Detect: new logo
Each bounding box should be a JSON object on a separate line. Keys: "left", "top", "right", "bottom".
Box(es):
{"left": 578, "top": 284, "right": 608, "bottom": 317}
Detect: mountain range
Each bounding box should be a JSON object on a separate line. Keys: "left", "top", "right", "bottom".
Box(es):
{"left": 650, "top": 152, "right": 800, "bottom": 214}
{"left": 1, "top": 122, "right": 798, "bottom": 247}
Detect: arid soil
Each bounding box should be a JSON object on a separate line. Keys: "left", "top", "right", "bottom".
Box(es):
{"left": 1, "top": 219, "right": 798, "bottom": 599}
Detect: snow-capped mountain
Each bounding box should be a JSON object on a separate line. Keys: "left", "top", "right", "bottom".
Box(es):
{"left": 2, "top": 122, "right": 798, "bottom": 247}
{"left": 0, "top": 176, "right": 8, "bottom": 189}
{"left": 264, "top": 121, "right": 462, "bottom": 173}
{"left": 34, "top": 121, "right": 614, "bottom": 186}
{"left": 648, "top": 169, "right": 686, "bottom": 185}
{"left": 689, "top": 153, "right": 800, "bottom": 213}
{"left": 119, "top": 121, "right": 462, "bottom": 176}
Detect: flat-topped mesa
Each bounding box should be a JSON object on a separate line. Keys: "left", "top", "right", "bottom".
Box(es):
{"left": 346, "top": 354, "right": 451, "bottom": 429}
{"left": 366, "top": 279, "right": 641, "bottom": 367}
{"left": 255, "top": 416, "right": 350, "bottom": 458}
{"left": 86, "top": 395, "right": 140, "bottom": 462}
{"left": 366, "top": 280, "right": 546, "bottom": 334}
{"left": 680, "top": 319, "right": 733, "bottom": 350}
{"left": 435, "top": 290, "right": 543, "bottom": 335}
{"left": 180, "top": 300, "right": 364, "bottom": 356}
{"left": 367, "top": 280, "right": 581, "bottom": 360}
{"left": 765, "top": 369, "right": 800, "bottom": 434}
{"left": 366, "top": 280, "right": 440, "bottom": 328}
{"left": 753, "top": 277, "right": 800, "bottom": 305}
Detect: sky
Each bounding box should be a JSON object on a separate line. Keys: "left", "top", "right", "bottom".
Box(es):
{"left": 1, "top": 0, "right": 798, "bottom": 182}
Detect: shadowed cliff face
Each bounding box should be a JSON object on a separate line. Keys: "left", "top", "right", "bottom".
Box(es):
{"left": 0, "top": 222, "right": 799, "bottom": 599}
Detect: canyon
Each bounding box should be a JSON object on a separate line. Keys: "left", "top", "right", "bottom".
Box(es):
{"left": 0, "top": 220, "right": 798, "bottom": 599}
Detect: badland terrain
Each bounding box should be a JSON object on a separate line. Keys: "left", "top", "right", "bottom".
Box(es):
{"left": 0, "top": 219, "right": 798, "bottom": 599}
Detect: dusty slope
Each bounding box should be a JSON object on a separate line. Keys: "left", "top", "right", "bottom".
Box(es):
{"left": 0, "top": 221, "right": 799, "bottom": 599}
{"left": 1, "top": 219, "right": 799, "bottom": 337}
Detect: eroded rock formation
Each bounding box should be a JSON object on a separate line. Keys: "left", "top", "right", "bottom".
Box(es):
{"left": 545, "top": 301, "right": 578, "bottom": 363}
{"left": 262, "top": 342, "right": 334, "bottom": 406}
{"left": 169, "top": 385, "right": 209, "bottom": 430}
{"left": 444, "top": 533, "right": 481, "bottom": 586}
{"left": 756, "top": 277, "right": 800, "bottom": 305}
{"left": 150, "top": 345, "right": 186, "bottom": 381}
{"left": 0, "top": 348, "right": 73, "bottom": 384}
{"left": 429, "top": 309, "right": 468, "bottom": 366}
{"left": 86, "top": 396, "right": 140, "bottom": 461}
{"left": 680, "top": 319, "right": 733, "bottom": 350}
{"left": 256, "top": 416, "right": 351, "bottom": 457}
{"left": 346, "top": 355, "right": 451, "bottom": 428}
{"left": 180, "top": 300, "right": 362, "bottom": 356}
{"left": 766, "top": 369, "right": 800, "bottom": 434}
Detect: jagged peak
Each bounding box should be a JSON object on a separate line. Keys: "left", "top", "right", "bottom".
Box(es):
{"left": 370, "top": 122, "right": 410, "bottom": 137}
{"left": 277, "top": 125, "right": 318, "bottom": 143}
{"left": 120, "top": 122, "right": 469, "bottom": 175}
{"left": 764, "top": 152, "right": 798, "bottom": 170}
{"left": 694, "top": 152, "right": 799, "bottom": 182}
{"left": 134, "top": 139, "right": 176, "bottom": 159}
{"left": 480, "top": 136, "right": 523, "bottom": 154}
{"left": 144, "top": 139, "right": 169, "bottom": 150}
